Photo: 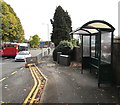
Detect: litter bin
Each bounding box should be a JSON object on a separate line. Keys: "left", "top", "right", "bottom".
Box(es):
{"left": 59, "top": 55, "right": 70, "bottom": 66}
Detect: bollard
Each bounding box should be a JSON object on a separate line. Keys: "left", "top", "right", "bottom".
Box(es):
{"left": 48, "top": 47, "right": 51, "bottom": 54}
{"left": 57, "top": 52, "right": 62, "bottom": 63}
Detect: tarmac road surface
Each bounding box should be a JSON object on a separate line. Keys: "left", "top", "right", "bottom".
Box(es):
{"left": 1, "top": 49, "right": 43, "bottom": 103}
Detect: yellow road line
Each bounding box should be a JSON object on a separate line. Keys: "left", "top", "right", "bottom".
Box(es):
{"left": 0, "top": 77, "right": 6, "bottom": 82}
{"left": 23, "top": 66, "right": 38, "bottom": 105}
{"left": 34, "top": 65, "right": 48, "bottom": 80}
{"left": 29, "top": 67, "right": 41, "bottom": 104}
{"left": 0, "top": 70, "right": 18, "bottom": 82}
{"left": 23, "top": 65, "right": 46, "bottom": 104}
{"left": 11, "top": 71, "right": 17, "bottom": 75}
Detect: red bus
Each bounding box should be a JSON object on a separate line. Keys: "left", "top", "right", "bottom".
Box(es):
{"left": 2, "top": 43, "right": 29, "bottom": 57}
{"left": 2, "top": 44, "right": 20, "bottom": 57}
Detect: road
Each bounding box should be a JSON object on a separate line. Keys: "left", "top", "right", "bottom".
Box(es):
{"left": 0, "top": 49, "right": 44, "bottom": 103}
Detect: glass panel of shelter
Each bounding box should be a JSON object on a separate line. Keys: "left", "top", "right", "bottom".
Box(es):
{"left": 83, "top": 36, "right": 90, "bottom": 57}
{"left": 82, "top": 33, "right": 100, "bottom": 69}
{"left": 91, "top": 35, "right": 95, "bottom": 57}
{"left": 82, "top": 35, "right": 91, "bottom": 69}
{"left": 89, "top": 33, "right": 101, "bottom": 75}
{"left": 101, "top": 31, "right": 112, "bottom": 64}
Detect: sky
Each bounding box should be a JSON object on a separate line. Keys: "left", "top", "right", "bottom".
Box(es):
{"left": 3, "top": 0, "right": 119, "bottom": 41}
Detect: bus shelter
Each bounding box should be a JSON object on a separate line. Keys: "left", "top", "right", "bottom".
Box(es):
{"left": 71, "top": 20, "right": 115, "bottom": 87}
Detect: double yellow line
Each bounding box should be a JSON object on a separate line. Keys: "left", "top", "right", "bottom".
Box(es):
{"left": 23, "top": 65, "right": 46, "bottom": 105}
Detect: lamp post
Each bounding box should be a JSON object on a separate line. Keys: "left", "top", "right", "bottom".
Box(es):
{"left": 47, "top": 24, "right": 50, "bottom": 47}
{"left": 42, "top": 23, "right": 50, "bottom": 54}
{"left": 47, "top": 24, "right": 51, "bottom": 54}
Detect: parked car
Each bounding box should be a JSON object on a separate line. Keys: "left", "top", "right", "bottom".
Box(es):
{"left": 15, "top": 51, "right": 31, "bottom": 61}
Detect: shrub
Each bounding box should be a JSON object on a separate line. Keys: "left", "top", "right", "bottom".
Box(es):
{"left": 70, "top": 39, "right": 80, "bottom": 47}
{"left": 53, "top": 40, "right": 73, "bottom": 61}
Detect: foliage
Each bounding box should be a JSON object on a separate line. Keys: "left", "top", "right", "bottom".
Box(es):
{"left": 30, "top": 34, "right": 40, "bottom": 48}
{"left": 70, "top": 39, "right": 79, "bottom": 47}
{"left": 64, "top": 11, "right": 73, "bottom": 39}
{"left": 0, "top": 0, "right": 24, "bottom": 42}
{"left": 44, "top": 41, "right": 51, "bottom": 46}
{"left": 53, "top": 40, "right": 73, "bottom": 61}
{"left": 51, "top": 6, "right": 72, "bottom": 47}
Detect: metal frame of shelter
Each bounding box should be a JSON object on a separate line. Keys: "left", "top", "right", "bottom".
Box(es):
{"left": 70, "top": 20, "right": 115, "bottom": 87}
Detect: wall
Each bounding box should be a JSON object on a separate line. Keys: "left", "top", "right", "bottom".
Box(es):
{"left": 72, "top": 46, "right": 82, "bottom": 62}
{"left": 113, "top": 38, "right": 120, "bottom": 84}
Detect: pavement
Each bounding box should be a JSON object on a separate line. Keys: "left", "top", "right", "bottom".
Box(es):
{"left": 37, "top": 53, "right": 119, "bottom": 104}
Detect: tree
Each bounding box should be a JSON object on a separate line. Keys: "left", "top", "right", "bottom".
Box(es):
{"left": 30, "top": 34, "right": 40, "bottom": 48}
{"left": 64, "top": 11, "right": 73, "bottom": 39}
{"left": 50, "top": 6, "right": 72, "bottom": 47}
{"left": 0, "top": 0, "right": 25, "bottom": 42}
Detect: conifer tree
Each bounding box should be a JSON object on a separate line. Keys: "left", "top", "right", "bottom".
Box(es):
{"left": 51, "top": 6, "right": 72, "bottom": 47}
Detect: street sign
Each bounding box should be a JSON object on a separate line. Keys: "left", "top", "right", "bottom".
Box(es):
{"left": 40, "top": 42, "right": 45, "bottom": 45}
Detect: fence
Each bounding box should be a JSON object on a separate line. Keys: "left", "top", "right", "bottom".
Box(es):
{"left": 26, "top": 48, "right": 51, "bottom": 65}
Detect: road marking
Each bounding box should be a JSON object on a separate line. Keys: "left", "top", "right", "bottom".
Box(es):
{"left": 0, "top": 71, "right": 18, "bottom": 82}
{"left": 29, "top": 67, "right": 41, "bottom": 104}
{"left": 0, "top": 67, "right": 24, "bottom": 82}
{"left": 0, "top": 77, "right": 6, "bottom": 82}
{"left": 23, "top": 64, "right": 46, "bottom": 104}
{"left": 0, "top": 101, "right": 5, "bottom": 103}
{"left": 23, "top": 66, "right": 38, "bottom": 104}
{"left": 0, "top": 101, "right": 10, "bottom": 103}
{"left": 11, "top": 71, "right": 17, "bottom": 75}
